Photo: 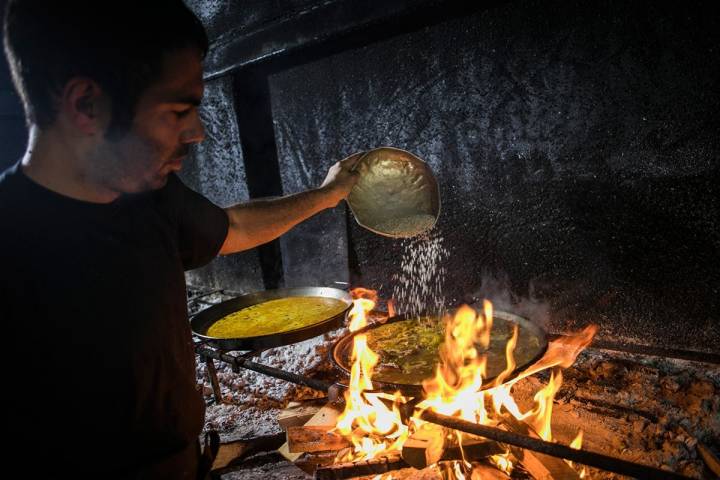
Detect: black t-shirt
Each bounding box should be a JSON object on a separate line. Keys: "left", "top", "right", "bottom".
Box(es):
{"left": 0, "top": 162, "right": 229, "bottom": 476}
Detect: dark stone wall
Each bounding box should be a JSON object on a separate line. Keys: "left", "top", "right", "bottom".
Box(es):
{"left": 267, "top": 0, "right": 720, "bottom": 351}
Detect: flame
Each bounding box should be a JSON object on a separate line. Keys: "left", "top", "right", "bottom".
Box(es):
{"left": 335, "top": 291, "right": 410, "bottom": 461}
{"left": 347, "top": 288, "right": 378, "bottom": 332}
{"left": 387, "top": 299, "right": 396, "bottom": 318}
{"left": 490, "top": 453, "right": 513, "bottom": 475}
{"left": 414, "top": 301, "right": 596, "bottom": 476}
{"left": 568, "top": 430, "right": 587, "bottom": 477}
{"left": 334, "top": 293, "right": 597, "bottom": 477}
{"left": 570, "top": 430, "right": 583, "bottom": 449}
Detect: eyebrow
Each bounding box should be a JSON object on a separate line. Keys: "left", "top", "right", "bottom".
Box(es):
{"left": 170, "top": 95, "right": 202, "bottom": 106}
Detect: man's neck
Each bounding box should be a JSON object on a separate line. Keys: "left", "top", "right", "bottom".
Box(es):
{"left": 21, "top": 126, "right": 120, "bottom": 204}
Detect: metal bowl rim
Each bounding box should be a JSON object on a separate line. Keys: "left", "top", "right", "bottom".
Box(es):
{"left": 347, "top": 146, "right": 441, "bottom": 238}
{"left": 191, "top": 287, "right": 352, "bottom": 349}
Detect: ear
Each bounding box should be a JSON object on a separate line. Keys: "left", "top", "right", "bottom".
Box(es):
{"left": 60, "top": 78, "right": 110, "bottom": 135}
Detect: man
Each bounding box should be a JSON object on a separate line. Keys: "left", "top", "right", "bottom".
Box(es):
{"left": 0, "top": 1, "right": 360, "bottom": 478}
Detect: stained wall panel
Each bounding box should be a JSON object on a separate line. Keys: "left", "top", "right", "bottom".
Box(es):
{"left": 181, "top": 77, "right": 264, "bottom": 293}
{"left": 270, "top": 114, "right": 351, "bottom": 287}
{"left": 267, "top": 0, "right": 720, "bottom": 352}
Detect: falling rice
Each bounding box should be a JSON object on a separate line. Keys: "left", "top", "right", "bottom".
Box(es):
{"left": 374, "top": 214, "right": 436, "bottom": 237}
{"left": 391, "top": 228, "right": 449, "bottom": 322}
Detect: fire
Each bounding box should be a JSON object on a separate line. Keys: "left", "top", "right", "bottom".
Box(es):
{"left": 570, "top": 431, "right": 583, "bottom": 450}
{"left": 334, "top": 289, "right": 410, "bottom": 461}
{"left": 334, "top": 291, "right": 596, "bottom": 477}
{"left": 569, "top": 431, "right": 588, "bottom": 477}
{"left": 347, "top": 288, "right": 378, "bottom": 332}
{"left": 413, "top": 303, "right": 595, "bottom": 476}
{"left": 387, "top": 299, "right": 396, "bottom": 318}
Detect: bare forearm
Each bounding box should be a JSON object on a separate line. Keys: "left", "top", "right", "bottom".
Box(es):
{"left": 219, "top": 187, "right": 334, "bottom": 254}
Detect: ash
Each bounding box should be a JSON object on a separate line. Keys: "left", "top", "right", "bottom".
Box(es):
{"left": 195, "top": 329, "right": 345, "bottom": 441}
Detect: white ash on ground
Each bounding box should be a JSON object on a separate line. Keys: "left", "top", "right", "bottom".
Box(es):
{"left": 196, "top": 328, "right": 347, "bottom": 441}
{"left": 187, "top": 285, "right": 349, "bottom": 440}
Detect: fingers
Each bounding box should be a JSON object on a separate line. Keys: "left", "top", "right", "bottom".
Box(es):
{"left": 341, "top": 151, "right": 366, "bottom": 172}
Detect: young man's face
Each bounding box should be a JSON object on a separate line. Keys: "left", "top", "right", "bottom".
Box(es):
{"left": 94, "top": 47, "right": 205, "bottom": 194}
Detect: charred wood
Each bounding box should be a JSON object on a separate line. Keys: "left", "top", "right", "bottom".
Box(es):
{"left": 420, "top": 409, "right": 693, "bottom": 479}
{"left": 314, "top": 454, "right": 408, "bottom": 480}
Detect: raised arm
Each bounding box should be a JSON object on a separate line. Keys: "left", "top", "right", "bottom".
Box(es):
{"left": 218, "top": 153, "right": 363, "bottom": 255}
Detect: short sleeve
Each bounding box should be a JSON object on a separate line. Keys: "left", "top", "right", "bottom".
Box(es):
{"left": 165, "top": 174, "right": 229, "bottom": 270}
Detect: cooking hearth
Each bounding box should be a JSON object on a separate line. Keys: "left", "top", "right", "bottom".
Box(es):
{"left": 189, "top": 286, "right": 719, "bottom": 480}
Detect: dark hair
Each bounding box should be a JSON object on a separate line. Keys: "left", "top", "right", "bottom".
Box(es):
{"left": 3, "top": 0, "right": 208, "bottom": 137}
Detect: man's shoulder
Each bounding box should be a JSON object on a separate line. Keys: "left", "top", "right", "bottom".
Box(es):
{"left": 0, "top": 161, "right": 20, "bottom": 188}
{"left": 0, "top": 162, "right": 47, "bottom": 231}
{"left": 0, "top": 162, "right": 22, "bottom": 206}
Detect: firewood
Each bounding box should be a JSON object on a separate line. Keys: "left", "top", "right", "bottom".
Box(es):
{"left": 314, "top": 454, "right": 408, "bottom": 480}
{"left": 501, "top": 415, "right": 580, "bottom": 480}
{"left": 402, "top": 423, "right": 448, "bottom": 469}
{"left": 421, "top": 410, "right": 691, "bottom": 480}
{"left": 469, "top": 462, "right": 511, "bottom": 479}
{"left": 211, "top": 432, "right": 286, "bottom": 470}
{"left": 277, "top": 440, "right": 303, "bottom": 464}
{"left": 280, "top": 403, "right": 344, "bottom": 461}
{"left": 285, "top": 404, "right": 350, "bottom": 453}
{"left": 402, "top": 423, "right": 505, "bottom": 469}
{"left": 443, "top": 434, "right": 504, "bottom": 463}
{"left": 292, "top": 450, "right": 337, "bottom": 475}
{"left": 287, "top": 425, "right": 351, "bottom": 453}
{"left": 277, "top": 399, "right": 325, "bottom": 430}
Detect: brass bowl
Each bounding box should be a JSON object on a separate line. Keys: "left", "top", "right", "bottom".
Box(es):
{"left": 347, "top": 147, "right": 440, "bottom": 238}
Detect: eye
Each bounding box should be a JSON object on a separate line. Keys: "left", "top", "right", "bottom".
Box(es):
{"left": 174, "top": 108, "right": 192, "bottom": 118}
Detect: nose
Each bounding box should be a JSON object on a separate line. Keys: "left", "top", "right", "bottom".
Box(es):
{"left": 180, "top": 111, "right": 205, "bottom": 145}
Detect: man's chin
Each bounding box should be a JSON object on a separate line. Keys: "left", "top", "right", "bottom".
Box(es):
{"left": 136, "top": 173, "right": 170, "bottom": 193}
{"left": 152, "top": 173, "right": 170, "bottom": 189}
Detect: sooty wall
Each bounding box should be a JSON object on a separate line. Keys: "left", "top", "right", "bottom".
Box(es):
{"left": 185, "top": 0, "right": 720, "bottom": 353}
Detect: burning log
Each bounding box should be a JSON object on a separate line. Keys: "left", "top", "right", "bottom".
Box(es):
{"left": 401, "top": 423, "right": 446, "bottom": 469}
{"left": 500, "top": 415, "right": 580, "bottom": 480}
{"left": 442, "top": 435, "right": 504, "bottom": 465}
{"left": 286, "top": 404, "right": 350, "bottom": 453}
{"left": 286, "top": 425, "right": 351, "bottom": 453}
{"left": 401, "top": 423, "right": 503, "bottom": 469}
{"left": 314, "top": 454, "right": 408, "bottom": 480}
{"left": 419, "top": 409, "right": 693, "bottom": 479}
{"left": 469, "top": 463, "right": 512, "bottom": 479}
